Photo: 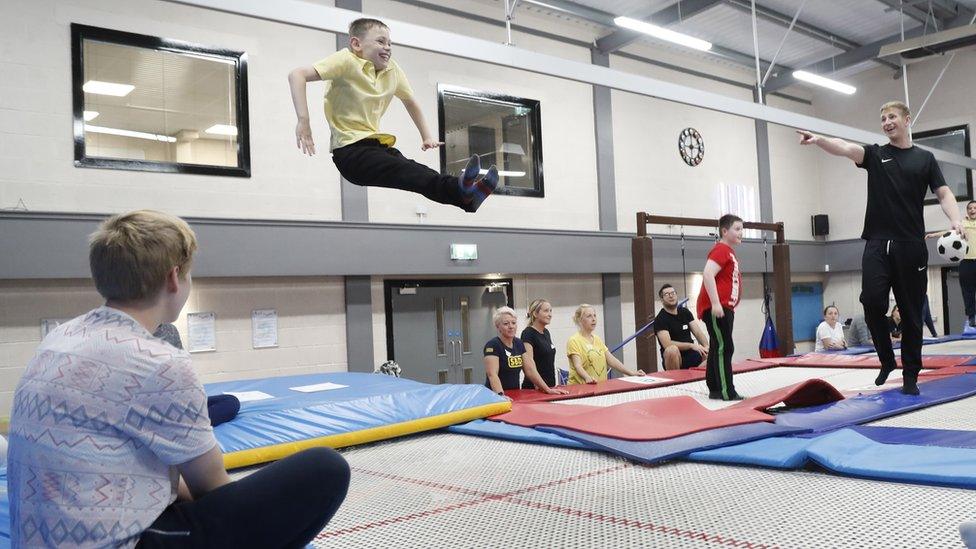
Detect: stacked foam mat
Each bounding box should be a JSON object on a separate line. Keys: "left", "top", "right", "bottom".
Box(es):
{"left": 209, "top": 372, "right": 510, "bottom": 469}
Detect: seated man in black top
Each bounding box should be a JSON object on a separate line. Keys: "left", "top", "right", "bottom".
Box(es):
{"left": 654, "top": 284, "right": 709, "bottom": 370}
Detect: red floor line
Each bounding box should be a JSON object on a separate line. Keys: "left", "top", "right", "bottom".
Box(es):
{"left": 502, "top": 496, "right": 780, "bottom": 549}
{"left": 351, "top": 467, "right": 493, "bottom": 498}
{"left": 494, "top": 463, "right": 634, "bottom": 498}
{"left": 319, "top": 465, "right": 777, "bottom": 547}
{"left": 315, "top": 498, "right": 490, "bottom": 539}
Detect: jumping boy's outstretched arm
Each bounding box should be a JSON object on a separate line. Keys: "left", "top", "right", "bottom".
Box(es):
{"left": 797, "top": 130, "right": 865, "bottom": 164}
{"left": 399, "top": 95, "right": 443, "bottom": 151}
{"left": 288, "top": 66, "right": 322, "bottom": 156}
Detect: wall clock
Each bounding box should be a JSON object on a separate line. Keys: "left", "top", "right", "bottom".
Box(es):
{"left": 679, "top": 128, "right": 704, "bottom": 167}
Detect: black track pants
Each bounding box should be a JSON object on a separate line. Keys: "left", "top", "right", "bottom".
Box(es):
{"left": 702, "top": 308, "right": 736, "bottom": 398}
{"left": 860, "top": 239, "right": 927, "bottom": 381}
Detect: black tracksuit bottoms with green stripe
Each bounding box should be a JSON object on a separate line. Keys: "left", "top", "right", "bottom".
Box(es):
{"left": 702, "top": 308, "right": 736, "bottom": 398}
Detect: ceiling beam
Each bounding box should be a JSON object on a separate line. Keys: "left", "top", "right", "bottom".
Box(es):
{"left": 521, "top": 0, "right": 616, "bottom": 26}
{"left": 764, "top": 7, "right": 975, "bottom": 93}
{"left": 525, "top": 0, "right": 789, "bottom": 80}
{"left": 764, "top": 27, "right": 923, "bottom": 93}
{"left": 724, "top": 0, "right": 901, "bottom": 71}
{"left": 873, "top": 0, "right": 973, "bottom": 27}
{"left": 594, "top": 0, "right": 723, "bottom": 54}
{"left": 724, "top": 0, "right": 858, "bottom": 50}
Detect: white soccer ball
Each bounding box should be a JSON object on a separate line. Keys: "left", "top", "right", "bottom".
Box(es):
{"left": 937, "top": 231, "right": 969, "bottom": 262}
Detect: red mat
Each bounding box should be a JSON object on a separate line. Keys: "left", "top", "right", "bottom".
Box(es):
{"left": 505, "top": 361, "right": 774, "bottom": 403}
{"left": 491, "top": 397, "right": 772, "bottom": 441}
{"left": 754, "top": 354, "right": 974, "bottom": 369}
{"left": 729, "top": 378, "right": 844, "bottom": 410}
{"left": 492, "top": 379, "right": 846, "bottom": 441}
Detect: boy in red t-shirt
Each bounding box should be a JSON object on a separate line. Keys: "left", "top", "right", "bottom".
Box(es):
{"left": 697, "top": 214, "right": 744, "bottom": 400}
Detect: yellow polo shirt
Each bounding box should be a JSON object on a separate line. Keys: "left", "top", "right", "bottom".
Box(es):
{"left": 566, "top": 333, "right": 609, "bottom": 384}
{"left": 964, "top": 218, "right": 976, "bottom": 260}
{"left": 312, "top": 49, "right": 414, "bottom": 151}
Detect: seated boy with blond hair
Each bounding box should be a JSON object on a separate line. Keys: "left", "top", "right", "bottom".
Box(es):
{"left": 8, "top": 210, "right": 349, "bottom": 547}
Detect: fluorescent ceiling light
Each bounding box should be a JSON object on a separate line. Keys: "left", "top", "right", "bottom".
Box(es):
{"left": 479, "top": 169, "right": 525, "bottom": 178}
{"left": 613, "top": 16, "right": 712, "bottom": 52}
{"left": 85, "top": 124, "right": 176, "bottom": 143}
{"left": 82, "top": 80, "right": 135, "bottom": 97}
{"left": 205, "top": 124, "right": 238, "bottom": 136}
{"left": 83, "top": 111, "right": 99, "bottom": 121}
{"left": 792, "top": 71, "right": 856, "bottom": 95}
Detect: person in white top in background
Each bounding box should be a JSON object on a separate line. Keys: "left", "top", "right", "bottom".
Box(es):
{"left": 815, "top": 305, "right": 847, "bottom": 352}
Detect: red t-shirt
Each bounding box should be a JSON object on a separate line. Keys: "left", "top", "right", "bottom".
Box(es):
{"left": 696, "top": 242, "right": 740, "bottom": 318}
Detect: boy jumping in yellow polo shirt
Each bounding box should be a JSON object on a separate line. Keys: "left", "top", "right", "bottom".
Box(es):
{"left": 288, "top": 17, "right": 498, "bottom": 212}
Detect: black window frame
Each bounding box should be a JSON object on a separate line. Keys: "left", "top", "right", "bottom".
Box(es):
{"left": 437, "top": 84, "right": 544, "bottom": 198}
{"left": 916, "top": 124, "right": 971, "bottom": 205}
{"left": 71, "top": 23, "right": 251, "bottom": 177}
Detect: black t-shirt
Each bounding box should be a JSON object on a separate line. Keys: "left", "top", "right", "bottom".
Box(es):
{"left": 654, "top": 307, "right": 695, "bottom": 355}
{"left": 520, "top": 326, "right": 556, "bottom": 389}
{"left": 857, "top": 143, "right": 946, "bottom": 240}
{"left": 483, "top": 336, "right": 526, "bottom": 391}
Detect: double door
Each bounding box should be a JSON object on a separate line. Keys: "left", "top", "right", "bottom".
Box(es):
{"left": 390, "top": 283, "right": 508, "bottom": 385}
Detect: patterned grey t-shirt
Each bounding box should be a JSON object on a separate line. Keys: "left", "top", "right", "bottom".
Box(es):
{"left": 8, "top": 306, "right": 216, "bottom": 547}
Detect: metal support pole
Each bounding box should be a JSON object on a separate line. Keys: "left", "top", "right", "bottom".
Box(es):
{"left": 912, "top": 12, "right": 976, "bottom": 127}
{"left": 761, "top": 0, "right": 807, "bottom": 88}
{"left": 632, "top": 235, "right": 658, "bottom": 373}
{"left": 750, "top": 0, "right": 764, "bottom": 104}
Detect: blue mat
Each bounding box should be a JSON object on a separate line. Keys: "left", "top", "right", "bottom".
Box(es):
{"left": 775, "top": 373, "right": 976, "bottom": 435}
{"left": 0, "top": 467, "right": 7, "bottom": 548}
{"left": 538, "top": 422, "right": 810, "bottom": 465}
{"left": 806, "top": 429, "right": 976, "bottom": 489}
{"left": 688, "top": 436, "right": 814, "bottom": 468}
{"left": 850, "top": 425, "right": 976, "bottom": 449}
{"left": 447, "top": 419, "right": 593, "bottom": 449}
{"left": 205, "top": 373, "right": 506, "bottom": 455}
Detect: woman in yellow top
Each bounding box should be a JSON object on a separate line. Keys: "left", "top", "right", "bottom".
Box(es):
{"left": 928, "top": 200, "right": 976, "bottom": 327}
{"left": 566, "top": 304, "right": 645, "bottom": 384}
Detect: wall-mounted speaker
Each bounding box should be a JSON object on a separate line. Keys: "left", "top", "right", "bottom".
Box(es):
{"left": 812, "top": 214, "right": 829, "bottom": 237}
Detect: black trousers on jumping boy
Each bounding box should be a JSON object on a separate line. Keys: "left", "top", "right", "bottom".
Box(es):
{"left": 702, "top": 308, "right": 739, "bottom": 400}
{"left": 861, "top": 239, "right": 927, "bottom": 395}
{"left": 332, "top": 139, "right": 493, "bottom": 213}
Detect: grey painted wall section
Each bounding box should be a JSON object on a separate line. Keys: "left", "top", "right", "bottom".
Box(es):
{"left": 1, "top": 212, "right": 832, "bottom": 279}
{"left": 344, "top": 275, "right": 374, "bottom": 372}
{"left": 591, "top": 49, "right": 617, "bottom": 232}
{"left": 602, "top": 273, "right": 624, "bottom": 361}
{"left": 335, "top": 0, "right": 369, "bottom": 223}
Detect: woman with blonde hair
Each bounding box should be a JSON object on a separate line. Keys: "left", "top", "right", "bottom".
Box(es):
{"left": 567, "top": 304, "right": 644, "bottom": 384}
{"left": 484, "top": 306, "right": 567, "bottom": 396}
{"left": 520, "top": 298, "right": 558, "bottom": 388}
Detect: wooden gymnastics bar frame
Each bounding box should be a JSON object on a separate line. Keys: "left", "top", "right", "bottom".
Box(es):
{"left": 633, "top": 213, "right": 793, "bottom": 373}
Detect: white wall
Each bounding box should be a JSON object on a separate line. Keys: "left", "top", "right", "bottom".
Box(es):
{"left": 609, "top": 56, "right": 761, "bottom": 237}
{"left": 0, "top": 0, "right": 342, "bottom": 220}
{"left": 767, "top": 95, "right": 824, "bottom": 242}
{"left": 0, "top": 276, "right": 347, "bottom": 416}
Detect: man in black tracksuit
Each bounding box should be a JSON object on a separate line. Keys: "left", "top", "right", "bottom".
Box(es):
{"left": 798, "top": 101, "right": 963, "bottom": 395}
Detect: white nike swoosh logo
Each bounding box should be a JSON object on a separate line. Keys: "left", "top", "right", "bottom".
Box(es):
{"left": 918, "top": 267, "right": 926, "bottom": 271}
{"left": 882, "top": 158, "right": 893, "bottom": 163}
